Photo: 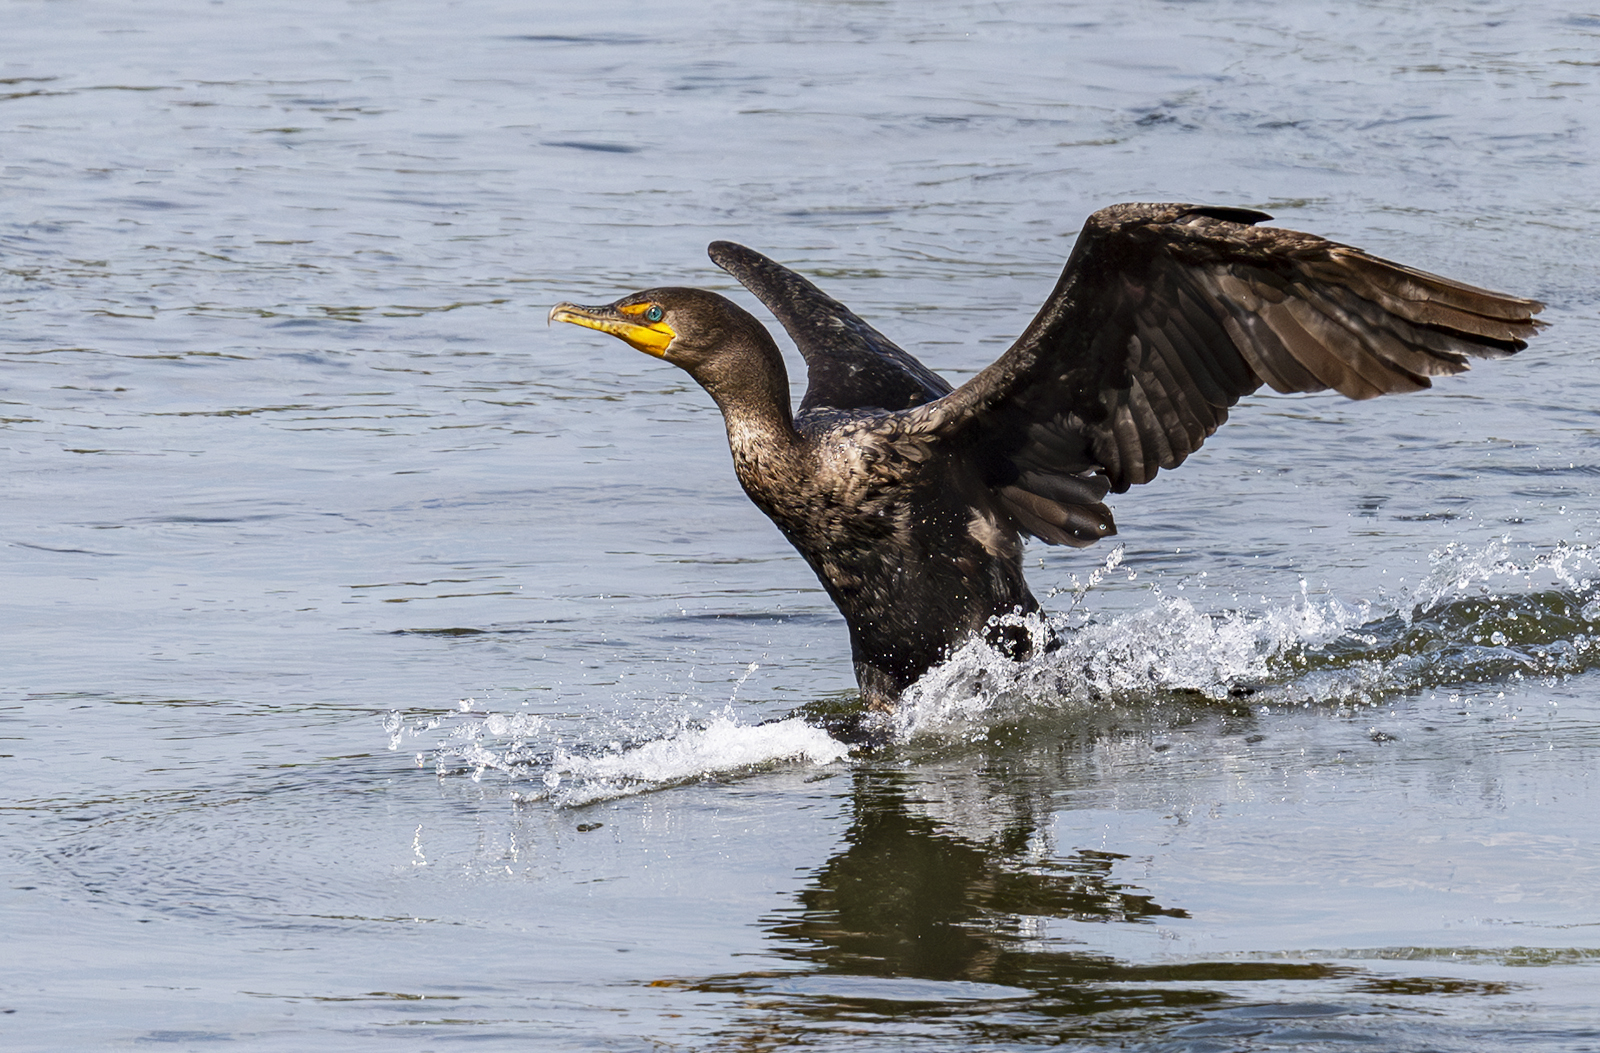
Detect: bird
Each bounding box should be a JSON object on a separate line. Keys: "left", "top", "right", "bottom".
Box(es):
{"left": 549, "top": 202, "right": 1544, "bottom": 714}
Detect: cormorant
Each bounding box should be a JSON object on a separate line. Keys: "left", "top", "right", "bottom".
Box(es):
{"left": 550, "top": 203, "right": 1543, "bottom": 711}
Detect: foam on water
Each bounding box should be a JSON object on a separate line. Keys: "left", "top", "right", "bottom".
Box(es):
{"left": 403, "top": 539, "right": 1599, "bottom": 801}
{"left": 391, "top": 703, "right": 849, "bottom": 807}
{"left": 896, "top": 537, "right": 1600, "bottom": 739}
{"left": 532, "top": 717, "right": 850, "bottom": 807}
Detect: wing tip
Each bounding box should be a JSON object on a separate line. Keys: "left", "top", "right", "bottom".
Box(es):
{"left": 707, "top": 239, "right": 752, "bottom": 271}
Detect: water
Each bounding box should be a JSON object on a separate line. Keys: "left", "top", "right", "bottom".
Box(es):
{"left": 3, "top": 0, "right": 1598, "bottom": 1048}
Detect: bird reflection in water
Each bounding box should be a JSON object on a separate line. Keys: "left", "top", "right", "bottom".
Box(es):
{"left": 767, "top": 768, "right": 1187, "bottom": 981}
{"left": 672, "top": 727, "right": 1355, "bottom": 1044}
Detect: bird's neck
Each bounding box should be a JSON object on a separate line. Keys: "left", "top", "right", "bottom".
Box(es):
{"left": 693, "top": 331, "right": 802, "bottom": 494}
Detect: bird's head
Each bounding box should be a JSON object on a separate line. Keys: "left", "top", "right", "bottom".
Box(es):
{"left": 550, "top": 285, "right": 791, "bottom": 422}
{"left": 549, "top": 287, "right": 743, "bottom": 372}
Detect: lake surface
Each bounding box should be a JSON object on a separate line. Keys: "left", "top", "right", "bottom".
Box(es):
{"left": 3, "top": 0, "right": 1598, "bottom": 1049}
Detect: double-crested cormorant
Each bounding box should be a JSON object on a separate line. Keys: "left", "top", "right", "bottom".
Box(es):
{"left": 550, "top": 203, "right": 1543, "bottom": 711}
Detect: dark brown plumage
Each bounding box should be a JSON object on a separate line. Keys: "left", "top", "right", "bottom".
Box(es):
{"left": 550, "top": 203, "right": 1544, "bottom": 712}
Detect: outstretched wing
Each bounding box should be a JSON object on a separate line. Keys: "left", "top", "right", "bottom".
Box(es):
{"left": 921, "top": 202, "right": 1545, "bottom": 547}
{"left": 709, "top": 240, "right": 952, "bottom": 414}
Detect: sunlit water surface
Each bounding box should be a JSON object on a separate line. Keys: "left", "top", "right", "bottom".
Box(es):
{"left": 3, "top": 1, "right": 1598, "bottom": 1049}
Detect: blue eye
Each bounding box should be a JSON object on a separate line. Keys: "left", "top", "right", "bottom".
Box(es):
{"left": 644, "top": 305, "right": 664, "bottom": 322}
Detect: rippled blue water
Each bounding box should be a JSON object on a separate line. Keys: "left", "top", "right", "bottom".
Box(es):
{"left": 3, "top": 1, "right": 1598, "bottom": 1049}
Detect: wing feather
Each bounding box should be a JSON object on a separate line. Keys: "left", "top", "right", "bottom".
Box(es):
{"left": 914, "top": 202, "right": 1543, "bottom": 524}
{"left": 708, "top": 241, "right": 951, "bottom": 414}
{"left": 1168, "top": 282, "right": 1254, "bottom": 397}
{"left": 1141, "top": 317, "right": 1219, "bottom": 446}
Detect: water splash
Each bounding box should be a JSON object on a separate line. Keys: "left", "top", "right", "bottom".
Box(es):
{"left": 896, "top": 537, "right": 1600, "bottom": 740}
{"left": 529, "top": 717, "right": 848, "bottom": 807}
{"left": 392, "top": 702, "right": 847, "bottom": 806}
{"left": 402, "top": 538, "right": 1599, "bottom": 791}
{"left": 1405, "top": 538, "right": 1597, "bottom": 621}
